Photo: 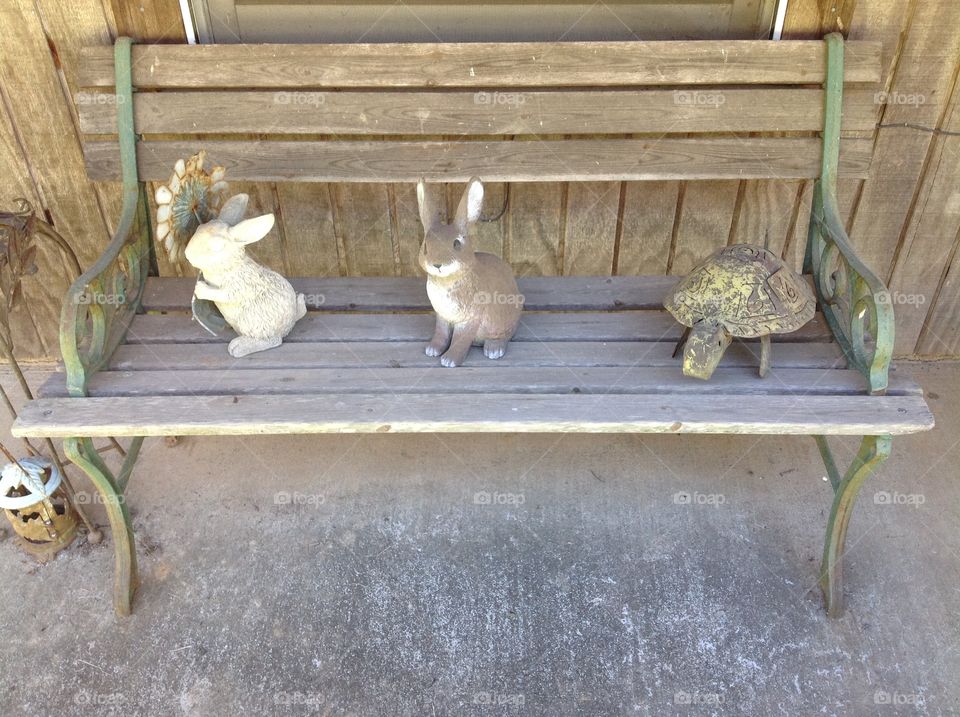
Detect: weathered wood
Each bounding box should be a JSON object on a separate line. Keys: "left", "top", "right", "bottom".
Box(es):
{"left": 615, "top": 181, "right": 679, "bottom": 275}
{"left": 35, "top": 0, "right": 125, "bottom": 258}
{"left": 12, "top": 392, "right": 933, "bottom": 438}
{"left": 0, "top": 0, "right": 114, "bottom": 357}
{"left": 79, "top": 88, "right": 882, "bottom": 135}
{"left": 668, "top": 180, "right": 740, "bottom": 275}
{"left": 508, "top": 181, "right": 563, "bottom": 276}
{"left": 274, "top": 183, "right": 343, "bottom": 278}
{"left": 108, "top": 340, "right": 845, "bottom": 372}
{"left": 889, "top": 71, "right": 960, "bottom": 355}
{"left": 781, "top": 180, "right": 813, "bottom": 273}
{"left": 562, "top": 182, "right": 619, "bottom": 275}
{"left": 106, "top": 0, "right": 186, "bottom": 44}
{"left": 83, "top": 138, "right": 876, "bottom": 183}
{"left": 76, "top": 41, "right": 883, "bottom": 89}
{"left": 0, "top": 81, "right": 47, "bottom": 358}
{"left": 917, "top": 238, "right": 960, "bottom": 356}
{"left": 331, "top": 184, "right": 398, "bottom": 277}
{"left": 729, "top": 179, "right": 803, "bottom": 254}
{"left": 40, "top": 366, "right": 921, "bottom": 399}
{"left": 845, "top": 0, "right": 960, "bottom": 279}
{"left": 126, "top": 310, "right": 834, "bottom": 345}
{"left": 141, "top": 274, "right": 681, "bottom": 311}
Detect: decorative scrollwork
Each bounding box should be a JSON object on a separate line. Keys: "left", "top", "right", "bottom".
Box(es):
{"left": 61, "top": 186, "right": 152, "bottom": 396}
{"left": 809, "top": 187, "right": 893, "bottom": 395}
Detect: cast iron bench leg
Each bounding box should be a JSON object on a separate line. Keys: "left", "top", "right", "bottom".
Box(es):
{"left": 816, "top": 434, "right": 892, "bottom": 617}
{"left": 64, "top": 436, "right": 139, "bottom": 616}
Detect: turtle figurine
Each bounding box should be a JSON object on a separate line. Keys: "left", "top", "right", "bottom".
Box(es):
{"left": 664, "top": 244, "right": 816, "bottom": 380}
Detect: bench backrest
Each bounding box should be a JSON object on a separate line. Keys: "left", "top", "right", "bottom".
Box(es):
{"left": 76, "top": 40, "right": 880, "bottom": 184}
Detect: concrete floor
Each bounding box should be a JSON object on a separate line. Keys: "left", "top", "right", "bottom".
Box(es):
{"left": 0, "top": 362, "right": 956, "bottom": 716}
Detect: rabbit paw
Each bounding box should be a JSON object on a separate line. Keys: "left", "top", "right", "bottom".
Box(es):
{"left": 425, "top": 340, "right": 446, "bottom": 357}
{"left": 483, "top": 339, "right": 508, "bottom": 360}
{"left": 228, "top": 335, "right": 281, "bottom": 358}
{"left": 440, "top": 351, "right": 465, "bottom": 368}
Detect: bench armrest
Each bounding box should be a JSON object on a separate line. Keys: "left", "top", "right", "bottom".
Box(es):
{"left": 804, "top": 33, "right": 893, "bottom": 396}
{"left": 60, "top": 184, "right": 151, "bottom": 397}
{"left": 807, "top": 185, "right": 893, "bottom": 394}
{"left": 62, "top": 37, "right": 153, "bottom": 397}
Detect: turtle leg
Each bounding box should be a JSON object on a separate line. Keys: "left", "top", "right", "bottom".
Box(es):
{"left": 673, "top": 326, "right": 691, "bottom": 359}
{"left": 759, "top": 335, "right": 771, "bottom": 378}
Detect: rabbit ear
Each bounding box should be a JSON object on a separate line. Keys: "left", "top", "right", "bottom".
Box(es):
{"left": 228, "top": 213, "right": 275, "bottom": 245}
{"left": 454, "top": 177, "right": 484, "bottom": 234}
{"left": 218, "top": 193, "right": 249, "bottom": 226}
{"left": 416, "top": 179, "right": 441, "bottom": 231}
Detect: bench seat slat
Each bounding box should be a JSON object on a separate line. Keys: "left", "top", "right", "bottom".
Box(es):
{"left": 78, "top": 89, "right": 880, "bottom": 135}
{"left": 108, "top": 341, "right": 844, "bottom": 371}
{"left": 83, "top": 138, "right": 874, "bottom": 183}
{"left": 77, "top": 41, "right": 881, "bottom": 89}
{"left": 11, "top": 393, "right": 933, "bottom": 438}
{"left": 141, "top": 276, "right": 680, "bottom": 312}
{"left": 126, "top": 312, "right": 834, "bottom": 345}
{"left": 36, "top": 366, "right": 918, "bottom": 399}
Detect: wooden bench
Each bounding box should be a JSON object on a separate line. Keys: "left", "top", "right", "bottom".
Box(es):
{"left": 13, "top": 36, "right": 934, "bottom": 617}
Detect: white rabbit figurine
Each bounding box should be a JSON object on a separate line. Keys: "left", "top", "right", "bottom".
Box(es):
{"left": 417, "top": 177, "right": 522, "bottom": 367}
{"left": 184, "top": 194, "right": 307, "bottom": 358}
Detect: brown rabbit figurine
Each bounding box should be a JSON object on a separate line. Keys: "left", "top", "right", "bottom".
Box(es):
{"left": 417, "top": 178, "right": 522, "bottom": 367}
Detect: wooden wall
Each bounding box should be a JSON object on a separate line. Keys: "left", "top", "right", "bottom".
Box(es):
{"left": 1, "top": 0, "right": 959, "bottom": 359}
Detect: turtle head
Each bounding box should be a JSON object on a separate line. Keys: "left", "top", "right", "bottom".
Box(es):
{"left": 682, "top": 321, "right": 731, "bottom": 380}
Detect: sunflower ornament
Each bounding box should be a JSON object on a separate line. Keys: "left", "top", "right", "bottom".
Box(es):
{"left": 155, "top": 151, "right": 229, "bottom": 335}
{"left": 154, "top": 151, "right": 227, "bottom": 264}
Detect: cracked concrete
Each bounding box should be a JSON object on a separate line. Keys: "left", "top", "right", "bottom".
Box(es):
{"left": 0, "top": 362, "right": 957, "bottom": 716}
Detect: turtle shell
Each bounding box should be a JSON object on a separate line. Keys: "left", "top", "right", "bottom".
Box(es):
{"left": 664, "top": 244, "right": 815, "bottom": 338}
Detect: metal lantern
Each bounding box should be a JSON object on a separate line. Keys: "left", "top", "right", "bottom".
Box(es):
{"left": 0, "top": 457, "right": 78, "bottom": 561}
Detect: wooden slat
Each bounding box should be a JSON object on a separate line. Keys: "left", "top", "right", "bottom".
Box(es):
{"left": 83, "top": 138, "right": 875, "bottom": 183}
{"left": 77, "top": 41, "right": 882, "bottom": 89}
{"left": 108, "top": 340, "right": 845, "bottom": 372}
{"left": 141, "top": 275, "right": 681, "bottom": 312}
{"left": 125, "top": 311, "right": 834, "bottom": 345}
{"left": 11, "top": 392, "right": 933, "bottom": 438}
{"left": 38, "top": 366, "right": 921, "bottom": 399}
{"left": 78, "top": 89, "right": 881, "bottom": 135}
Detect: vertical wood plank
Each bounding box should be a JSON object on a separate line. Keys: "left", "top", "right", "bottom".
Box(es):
{"left": 615, "top": 181, "right": 680, "bottom": 276}
{"left": 729, "top": 179, "right": 805, "bottom": 257}
{"left": 334, "top": 184, "right": 397, "bottom": 276}
{"left": 390, "top": 182, "right": 423, "bottom": 278}
{"left": 916, "top": 230, "right": 960, "bottom": 357}
{"left": 508, "top": 182, "right": 562, "bottom": 277}
{"left": 0, "top": 97, "right": 48, "bottom": 358}
{"left": 562, "top": 182, "right": 619, "bottom": 275}
{"left": 780, "top": 180, "right": 813, "bottom": 273}
{"left": 845, "top": 0, "right": 960, "bottom": 279}
{"left": 107, "top": 0, "right": 186, "bottom": 42}
{"left": 234, "top": 182, "right": 288, "bottom": 274}
{"left": 0, "top": 0, "right": 117, "bottom": 357}
{"left": 667, "top": 180, "right": 740, "bottom": 275}
{"left": 892, "top": 75, "right": 960, "bottom": 355}
{"left": 275, "top": 183, "right": 341, "bottom": 278}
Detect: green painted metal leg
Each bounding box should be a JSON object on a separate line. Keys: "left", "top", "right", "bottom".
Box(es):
{"left": 64, "top": 437, "right": 139, "bottom": 617}
{"left": 817, "top": 435, "right": 892, "bottom": 617}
